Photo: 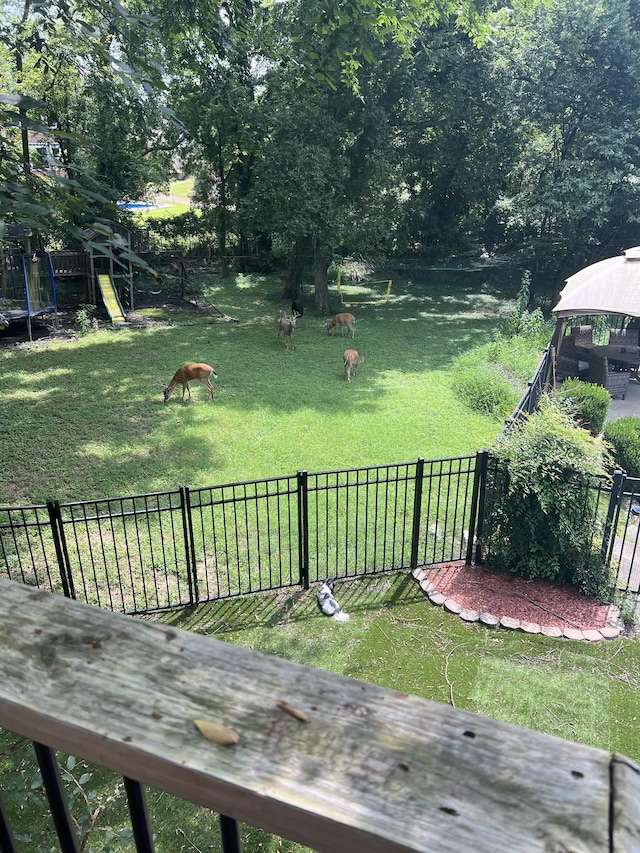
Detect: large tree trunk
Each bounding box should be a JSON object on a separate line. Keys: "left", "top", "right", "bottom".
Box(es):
{"left": 284, "top": 236, "right": 312, "bottom": 300}
{"left": 216, "top": 128, "right": 228, "bottom": 275}
{"left": 312, "top": 237, "right": 332, "bottom": 314}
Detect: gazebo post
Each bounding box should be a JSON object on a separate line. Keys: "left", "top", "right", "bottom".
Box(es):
{"left": 550, "top": 317, "right": 567, "bottom": 354}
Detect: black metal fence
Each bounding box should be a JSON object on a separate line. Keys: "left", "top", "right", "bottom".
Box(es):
{"left": 0, "top": 456, "right": 480, "bottom": 615}
{"left": 504, "top": 345, "right": 552, "bottom": 429}
{"left": 2, "top": 451, "right": 638, "bottom": 616}
{"left": 605, "top": 472, "right": 640, "bottom": 601}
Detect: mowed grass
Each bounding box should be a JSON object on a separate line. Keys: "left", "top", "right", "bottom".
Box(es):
{"left": 163, "top": 574, "right": 640, "bottom": 762}
{"left": 0, "top": 268, "right": 511, "bottom": 505}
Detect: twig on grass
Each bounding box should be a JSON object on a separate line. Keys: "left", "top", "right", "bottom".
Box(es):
{"left": 176, "top": 827, "right": 206, "bottom": 853}
{"left": 541, "top": 703, "right": 574, "bottom": 731}
{"left": 514, "top": 650, "right": 562, "bottom": 667}
{"left": 444, "top": 643, "right": 468, "bottom": 707}
{"left": 375, "top": 624, "right": 396, "bottom": 645}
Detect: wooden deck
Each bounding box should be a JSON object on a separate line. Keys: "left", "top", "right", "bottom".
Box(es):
{"left": 0, "top": 578, "right": 639, "bottom": 852}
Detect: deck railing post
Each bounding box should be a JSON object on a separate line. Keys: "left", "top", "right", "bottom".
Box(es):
{"left": 33, "top": 742, "right": 80, "bottom": 853}
{"left": 409, "top": 458, "right": 425, "bottom": 571}
{"left": 180, "top": 487, "right": 198, "bottom": 605}
{"left": 123, "top": 777, "right": 156, "bottom": 853}
{"left": 0, "top": 792, "right": 18, "bottom": 853}
{"left": 47, "top": 500, "right": 75, "bottom": 599}
{"left": 297, "top": 470, "right": 309, "bottom": 589}
{"left": 219, "top": 814, "right": 242, "bottom": 853}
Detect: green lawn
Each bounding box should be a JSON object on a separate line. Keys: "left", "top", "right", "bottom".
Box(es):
{"left": 126, "top": 179, "right": 194, "bottom": 222}
{"left": 162, "top": 573, "right": 640, "bottom": 763}
{"left": 2, "top": 264, "right": 639, "bottom": 853}
{"left": 0, "top": 268, "right": 512, "bottom": 505}
{"left": 169, "top": 178, "right": 194, "bottom": 199}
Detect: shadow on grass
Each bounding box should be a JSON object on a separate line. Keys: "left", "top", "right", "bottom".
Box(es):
{"left": 156, "top": 570, "right": 424, "bottom": 636}
{"left": 0, "top": 267, "right": 516, "bottom": 503}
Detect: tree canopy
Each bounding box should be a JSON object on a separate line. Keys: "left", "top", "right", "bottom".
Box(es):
{"left": 3, "top": 0, "right": 640, "bottom": 298}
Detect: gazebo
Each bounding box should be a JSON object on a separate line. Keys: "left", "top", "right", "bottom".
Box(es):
{"left": 550, "top": 247, "right": 640, "bottom": 395}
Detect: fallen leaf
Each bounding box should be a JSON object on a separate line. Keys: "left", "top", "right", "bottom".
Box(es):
{"left": 194, "top": 719, "right": 240, "bottom": 745}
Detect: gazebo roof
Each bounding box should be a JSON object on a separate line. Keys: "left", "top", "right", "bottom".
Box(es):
{"left": 553, "top": 247, "right": 640, "bottom": 319}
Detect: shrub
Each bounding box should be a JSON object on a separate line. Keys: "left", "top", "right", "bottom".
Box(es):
{"left": 453, "top": 360, "right": 518, "bottom": 417}
{"left": 554, "top": 379, "right": 611, "bottom": 436}
{"left": 603, "top": 417, "right": 640, "bottom": 477}
{"left": 452, "top": 336, "right": 544, "bottom": 418}
{"left": 483, "top": 397, "right": 612, "bottom": 599}
{"left": 498, "top": 272, "right": 555, "bottom": 346}
{"left": 145, "top": 210, "right": 215, "bottom": 255}
{"left": 74, "top": 305, "right": 99, "bottom": 336}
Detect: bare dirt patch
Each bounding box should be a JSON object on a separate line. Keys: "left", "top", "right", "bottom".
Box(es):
{"left": 0, "top": 291, "right": 230, "bottom": 347}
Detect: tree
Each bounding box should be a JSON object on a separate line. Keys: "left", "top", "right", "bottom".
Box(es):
{"left": 0, "top": 0, "right": 177, "bottom": 251}
{"left": 134, "top": 0, "right": 258, "bottom": 269}
{"left": 489, "top": 0, "right": 640, "bottom": 295}
{"left": 248, "top": 0, "right": 496, "bottom": 306}
{"left": 237, "top": 77, "right": 350, "bottom": 310}
{"left": 388, "top": 22, "right": 521, "bottom": 258}
{"left": 140, "top": 0, "right": 495, "bottom": 308}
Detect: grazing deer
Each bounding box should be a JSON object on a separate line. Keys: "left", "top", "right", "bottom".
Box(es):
{"left": 278, "top": 311, "right": 297, "bottom": 349}
{"left": 343, "top": 349, "right": 364, "bottom": 382}
{"left": 327, "top": 312, "right": 356, "bottom": 338}
{"left": 162, "top": 363, "right": 217, "bottom": 403}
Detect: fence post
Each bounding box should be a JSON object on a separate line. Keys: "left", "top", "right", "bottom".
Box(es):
{"left": 467, "top": 450, "right": 489, "bottom": 566}
{"left": 409, "top": 458, "right": 425, "bottom": 571}
{"left": 297, "top": 470, "right": 309, "bottom": 589}
{"left": 179, "top": 487, "right": 198, "bottom": 605}
{"left": 46, "top": 500, "right": 75, "bottom": 599}
{"left": 601, "top": 470, "right": 625, "bottom": 565}
{"left": 543, "top": 344, "right": 554, "bottom": 392}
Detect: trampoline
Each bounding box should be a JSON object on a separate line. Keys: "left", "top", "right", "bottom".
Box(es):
{"left": 1, "top": 246, "right": 58, "bottom": 333}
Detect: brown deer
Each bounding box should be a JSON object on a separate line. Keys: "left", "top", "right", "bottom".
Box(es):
{"left": 343, "top": 349, "right": 364, "bottom": 382}
{"left": 278, "top": 311, "right": 297, "bottom": 349}
{"left": 326, "top": 312, "right": 356, "bottom": 338}
{"left": 162, "top": 363, "right": 217, "bottom": 403}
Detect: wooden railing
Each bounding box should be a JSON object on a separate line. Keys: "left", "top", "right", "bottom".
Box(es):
{"left": 47, "top": 251, "right": 90, "bottom": 277}
{"left": 0, "top": 577, "right": 639, "bottom": 852}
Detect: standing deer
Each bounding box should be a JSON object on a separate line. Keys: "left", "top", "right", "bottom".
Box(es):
{"left": 162, "top": 363, "right": 217, "bottom": 403}
{"left": 343, "top": 349, "right": 364, "bottom": 382}
{"left": 278, "top": 311, "right": 297, "bottom": 349}
{"left": 326, "top": 312, "right": 356, "bottom": 338}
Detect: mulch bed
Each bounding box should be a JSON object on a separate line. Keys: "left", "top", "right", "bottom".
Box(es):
{"left": 421, "top": 561, "right": 613, "bottom": 631}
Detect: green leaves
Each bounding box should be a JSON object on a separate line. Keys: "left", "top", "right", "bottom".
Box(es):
{"left": 0, "top": 0, "right": 174, "bottom": 246}
{"left": 485, "top": 397, "right": 611, "bottom": 595}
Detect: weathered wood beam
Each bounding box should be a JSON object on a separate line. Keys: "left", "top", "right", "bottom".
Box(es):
{"left": 0, "top": 578, "right": 638, "bottom": 852}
